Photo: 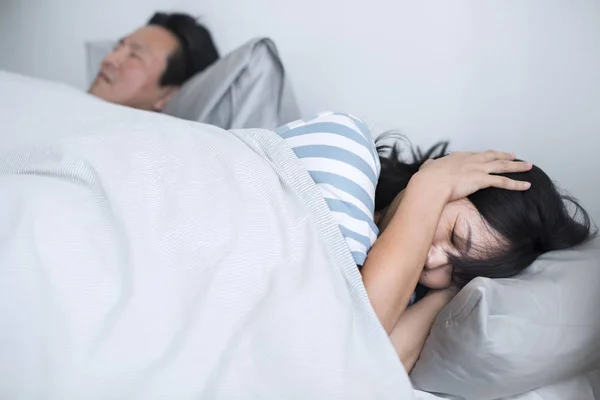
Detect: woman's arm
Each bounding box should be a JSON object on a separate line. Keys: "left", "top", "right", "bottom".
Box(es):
{"left": 390, "top": 288, "right": 457, "bottom": 373}
{"left": 361, "top": 175, "right": 448, "bottom": 334}
{"left": 361, "top": 151, "right": 531, "bottom": 335}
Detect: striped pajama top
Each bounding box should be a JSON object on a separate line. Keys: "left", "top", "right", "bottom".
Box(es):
{"left": 276, "top": 112, "right": 381, "bottom": 266}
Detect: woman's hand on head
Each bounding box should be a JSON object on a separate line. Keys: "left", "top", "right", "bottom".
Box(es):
{"left": 415, "top": 150, "right": 533, "bottom": 202}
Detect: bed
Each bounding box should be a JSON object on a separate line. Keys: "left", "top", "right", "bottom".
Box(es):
{"left": 0, "top": 70, "right": 598, "bottom": 399}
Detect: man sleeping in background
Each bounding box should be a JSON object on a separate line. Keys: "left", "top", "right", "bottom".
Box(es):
{"left": 88, "top": 12, "right": 219, "bottom": 111}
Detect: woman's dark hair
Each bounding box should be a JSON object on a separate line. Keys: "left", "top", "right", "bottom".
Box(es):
{"left": 375, "top": 133, "right": 597, "bottom": 287}
{"left": 148, "top": 12, "right": 219, "bottom": 87}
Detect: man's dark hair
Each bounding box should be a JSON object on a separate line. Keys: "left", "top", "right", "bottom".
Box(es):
{"left": 148, "top": 12, "right": 219, "bottom": 87}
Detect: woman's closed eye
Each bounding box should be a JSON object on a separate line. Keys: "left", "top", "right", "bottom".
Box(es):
{"left": 451, "top": 219, "right": 473, "bottom": 255}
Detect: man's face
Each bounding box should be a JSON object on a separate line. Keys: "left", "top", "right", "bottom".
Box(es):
{"left": 89, "top": 25, "right": 179, "bottom": 111}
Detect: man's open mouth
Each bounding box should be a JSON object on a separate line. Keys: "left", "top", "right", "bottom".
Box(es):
{"left": 98, "top": 71, "right": 113, "bottom": 84}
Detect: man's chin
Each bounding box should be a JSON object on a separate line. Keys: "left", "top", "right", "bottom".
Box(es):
{"left": 88, "top": 83, "right": 114, "bottom": 102}
{"left": 88, "top": 81, "right": 102, "bottom": 95}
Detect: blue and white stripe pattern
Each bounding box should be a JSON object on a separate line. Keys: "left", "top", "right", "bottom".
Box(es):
{"left": 276, "top": 112, "right": 381, "bottom": 266}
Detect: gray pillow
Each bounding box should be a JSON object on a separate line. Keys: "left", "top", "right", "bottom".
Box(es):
{"left": 164, "top": 37, "right": 299, "bottom": 129}
{"left": 410, "top": 240, "right": 600, "bottom": 400}
{"left": 85, "top": 38, "right": 300, "bottom": 129}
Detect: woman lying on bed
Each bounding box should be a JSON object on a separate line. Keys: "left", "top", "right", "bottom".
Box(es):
{"left": 276, "top": 112, "right": 595, "bottom": 373}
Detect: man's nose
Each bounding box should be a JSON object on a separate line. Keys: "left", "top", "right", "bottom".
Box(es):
{"left": 103, "top": 46, "right": 128, "bottom": 68}
{"left": 425, "top": 244, "right": 449, "bottom": 270}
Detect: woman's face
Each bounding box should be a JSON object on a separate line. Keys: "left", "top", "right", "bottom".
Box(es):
{"left": 377, "top": 194, "right": 504, "bottom": 289}
{"left": 420, "top": 199, "right": 505, "bottom": 289}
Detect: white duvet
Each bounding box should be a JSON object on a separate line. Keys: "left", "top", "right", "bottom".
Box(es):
{"left": 0, "top": 71, "right": 444, "bottom": 399}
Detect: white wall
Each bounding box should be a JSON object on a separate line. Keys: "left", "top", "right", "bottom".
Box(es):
{"left": 1, "top": 0, "right": 599, "bottom": 222}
